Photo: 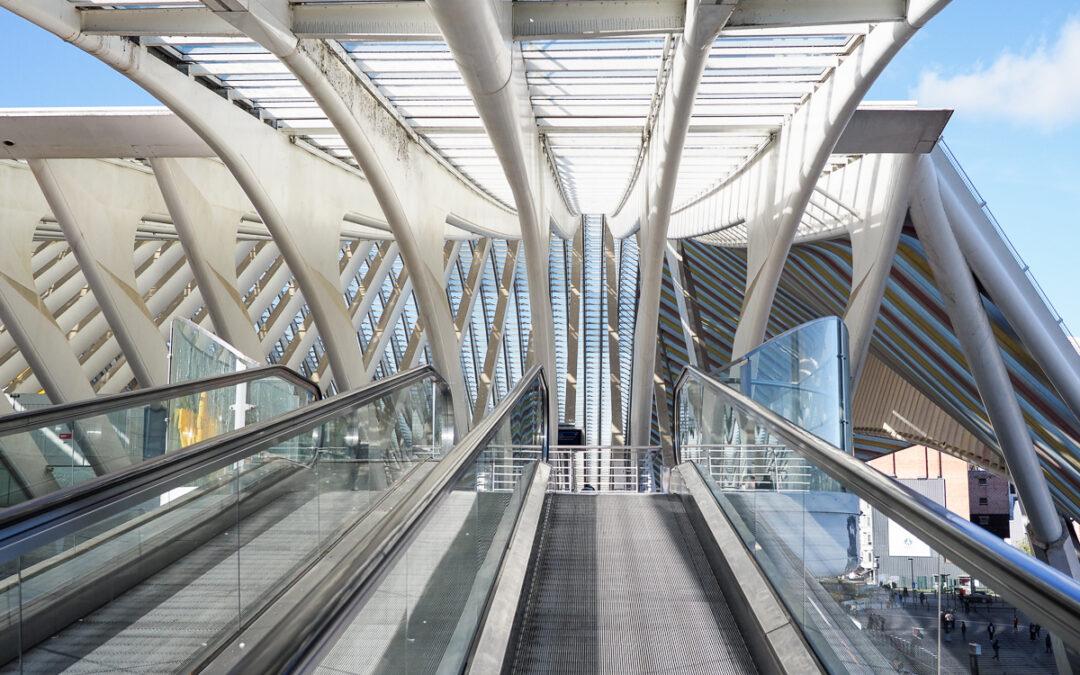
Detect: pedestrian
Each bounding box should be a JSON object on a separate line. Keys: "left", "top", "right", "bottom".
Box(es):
{"left": 961, "top": 621, "right": 967, "bottom": 640}
{"left": 992, "top": 639, "right": 1000, "bottom": 660}
{"left": 1035, "top": 623, "right": 1041, "bottom": 637}
{"left": 1012, "top": 616, "right": 1019, "bottom": 633}
{"left": 1045, "top": 633, "right": 1053, "bottom": 654}
{"left": 988, "top": 621, "right": 995, "bottom": 639}
{"left": 1030, "top": 624, "right": 1037, "bottom": 641}
{"left": 919, "top": 591, "right": 925, "bottom": 606}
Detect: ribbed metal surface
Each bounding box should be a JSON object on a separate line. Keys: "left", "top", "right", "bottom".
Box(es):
{"left": 511, "top": 494, "right": 758, "bottom": 674}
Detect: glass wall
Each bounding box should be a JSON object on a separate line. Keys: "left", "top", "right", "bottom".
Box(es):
{"left": 0, "top": 372, "right": 451, "bottom": 672}
{"left": 312, "top": 373, "right": 546, "bottom": 674}
{"left": 676, "top": 318, "right": 1048, "bottom": 674}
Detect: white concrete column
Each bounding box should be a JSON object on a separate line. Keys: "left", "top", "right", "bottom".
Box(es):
{"left": 909, "top": 156, "right": 1079, "bottom": 587}
{"left": 628, "top": 0, "right": 738, "bottom": 445}
{"left": 0, "top": 162, "right": 97, "bottom": 403}
{"left": 151, "top": 157, "right": 264, "bottom": 360}
{"left": 731, "top": 6, "right": 949, "bottom": 361}
{"left": 30, "top": 159, "right": 169, "bottom": 388}
{"left": 428, "top": 0, "right": 574, "bottom": 439}
{"left": 843, "top": 154, "right": 917, "bottom": 387}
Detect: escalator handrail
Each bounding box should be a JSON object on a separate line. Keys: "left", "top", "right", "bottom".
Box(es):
{"left": 233, "top": 364, "right": 548, "bottom": 674}
{"left": 0, "top": 364, "right": 321, "bottom": 436}
{"left": 674, "top": 364, "right": 1080, "bottom": 649}
{"left": 0, "top": 365, "right": 443, "bottom": 561}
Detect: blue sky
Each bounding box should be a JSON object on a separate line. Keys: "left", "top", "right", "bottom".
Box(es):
{"left": 1, "top": 2, "right": 1078, "bottom": 331}
{"left": 869, "top": 1, "right": 1080, "bottom": 335}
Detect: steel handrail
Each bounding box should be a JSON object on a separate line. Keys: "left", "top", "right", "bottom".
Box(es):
{"left": 0, "top": 365, "right": 443, "bottom": 560}
{"left": 0, "top": 364, "right": 320, "bottom": 436}
{"left": 245, "top": 364, "right": 547, "bottom": 673}
{"left": 674, "top": 364, "right": 1080, "bottom": 649}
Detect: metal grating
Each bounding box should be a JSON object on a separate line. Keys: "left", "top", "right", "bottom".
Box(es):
{"left": 511, "top": 494, "right": 758, "bottom": 674}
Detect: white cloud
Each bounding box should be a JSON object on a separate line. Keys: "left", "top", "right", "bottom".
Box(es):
{"left": 913, "top": 17, "right": 1080, "bottom": 129}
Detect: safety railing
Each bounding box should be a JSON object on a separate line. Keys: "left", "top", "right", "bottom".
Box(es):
{"left": 0, "top": 363, "right": 320, "bottom": 507}
{"left": 0, "top": 364, "right": 454, "bottom": 671}
{"left": 463, "top": 444, "right": 664, "bottom": 494}
{"left": 547, "top": 446, "right": 664, "bottom": 493}
{"left": 679, "top": 444, "right": 811, "bottom": 491}
{"left": 248, "top": 365, "right": 548, "bottom": 673}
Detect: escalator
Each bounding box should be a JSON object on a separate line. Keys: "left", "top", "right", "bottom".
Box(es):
{"left": 509, "top": 494, "right": 757, "bottom": 674}
{"left": 3, "top": 352, "right": 1079, "bottom": 673}
{"left": 290, "top": 358, "right": 1080, "bottom": 674}
{"left": 0, "top": 365, "right": 455, "bottom": 673}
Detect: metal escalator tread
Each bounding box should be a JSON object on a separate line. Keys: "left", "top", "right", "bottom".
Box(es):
{"left": 511, "top": 494, "right": 758, "bottom": 675}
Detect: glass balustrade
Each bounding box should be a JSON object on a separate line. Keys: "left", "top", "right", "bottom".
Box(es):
{"left": 0, "top": 370, "right": 451, "bottom": 673}
{"left": 0, "top": 371, "right": 317, "bottom": 508}
{"left": 677, "top": 318, "right": 1050, "bottom": 674}
{"left": 312, "top": 372, "right": 546, "bottom": 674}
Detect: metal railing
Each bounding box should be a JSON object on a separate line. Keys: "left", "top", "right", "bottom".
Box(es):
{"left": 547, "top": 446, "right": 664, "bottom": 493}
{"left": 674, "top": 364, "right": 1080, "bottom": 649}
{"left": 466, "top": 445, "right": 666, "bottom": 494}
{"left": 680, "top": 444, "right": 812, "bottom": 491}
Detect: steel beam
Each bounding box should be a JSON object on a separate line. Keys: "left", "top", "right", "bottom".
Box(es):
{"left": 909, "top": 156, "right": 1080, "bottom": 595}
{"left": 428, "top": 0, "right": 577, "bottom": 441}
{"left": 626, "top": 0, "right": 737, "bottom": 446}
{"left": 931, "top": 147, "right": 1080, "bottom": 425}
{"left": 78, "top": 1, "right": 907, "bottom": 40}
{"left": 472, "top": 241, "right": 521, "bottom": 423}
{"left": 603, "top": 225, "right": 626, "bottom": 444}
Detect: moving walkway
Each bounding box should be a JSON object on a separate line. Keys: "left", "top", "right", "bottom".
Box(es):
{"left": 2, "top": 337, "right": 1079, "bottom": 673}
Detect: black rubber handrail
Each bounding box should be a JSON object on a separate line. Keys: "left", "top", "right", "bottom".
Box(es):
{"left": 0, "top": 364, "right": 321, "bottom": 436}
{"left": 0, "top": 365, "right": 443, "bottom": 561}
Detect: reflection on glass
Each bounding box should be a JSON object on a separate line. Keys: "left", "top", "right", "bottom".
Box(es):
{"left": 313, "top": 374, "right": 546, "bottom": 674}
{"left": 169, "top": 317, "right": 258, "bottom": 384}
{"left": 0, "top": 372, "right": 316, "bottom": 508}
{"left": 0, "top": 372, "right": 450, "bottom": 672}
{"left": 676, "top": 319, "right": 1045, "bottom": 674}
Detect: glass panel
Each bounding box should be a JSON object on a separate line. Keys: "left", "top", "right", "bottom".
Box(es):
{"left": 676, "top": 319, "right": 1041, "bottom": 674}
{"left": 313, "top": 374, "right": 545, "bottom": 674}
{"left": 169, "top": 317, "right": 258, "bottom": 383}
{"left": 0, "top": 373, "right": 316, "bottom": 508}
{"left": 0, "top": 372, "right": 450, "bottom": 672}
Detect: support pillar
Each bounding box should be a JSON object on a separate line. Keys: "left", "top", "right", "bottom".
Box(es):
{"left": 628, "top": 0, "right": 737, "bottom": 446}
{"left": 30, "top": 159, "right": 169, "bottom": 388}
{"left": 909, "top": 157, "right": 1080, "bottom": 596}
{"left": 844, "top": 154, "right": 917, "bottom": 387}
{"left": 932, "top": 148, "right": 1080, "bottom": 424}
{"left": 151, "top": 158, "right": 264, "bottom": 360}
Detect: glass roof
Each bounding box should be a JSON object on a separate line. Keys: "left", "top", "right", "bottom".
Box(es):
{"left": 673, "top": 28, "right": 864, "bottom": 208}
{"left": 524, "top": 38, "right": 666, "bottom": 215}
{"left": 67, "top": 3, "right": 874, "bottom": 229}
